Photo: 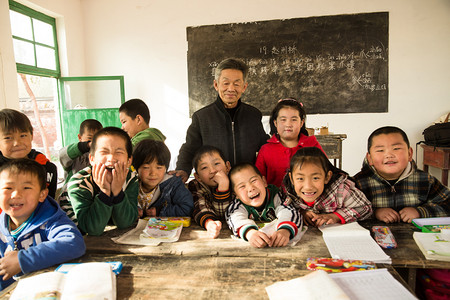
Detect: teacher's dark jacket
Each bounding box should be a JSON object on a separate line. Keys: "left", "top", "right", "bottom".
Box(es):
{"left": 176, "top": 96, "right": 268, "bottom": 175}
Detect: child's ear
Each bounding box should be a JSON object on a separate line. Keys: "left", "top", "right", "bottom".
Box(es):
{"left": 324, "top": 170, "right": 333, "bottom": 184}
{"left": 225, "top": 161, "right": 231, "bottom": 173}
{"left": 89, "top": 153, "right": 94, "bottom": 165}
{"left": 77, "top": 133, "right": 82, "bottom": 142}
{"left": 194, "top": 172, "right": 201, "bottom": 182}
{"left": 366, "top": 152, "right": 374, "bottom": 166}
{"left": 38, "top": 188, "right": 48, "bottom": 203}
{"left": 126, "top": 156, "right": 132, "bottom": 168}
{"left": 262, "top": 175, "right": 268, "bottom": 187}
{"left": 408, "top": 147, "right": 413, "bottom": 162}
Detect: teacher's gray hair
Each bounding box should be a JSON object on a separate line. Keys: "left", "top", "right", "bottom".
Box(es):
{"left": 214, "top": 58, "right": 249, "bottom": 82}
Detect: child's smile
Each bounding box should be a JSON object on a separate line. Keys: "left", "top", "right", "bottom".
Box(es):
{"left": 290, "top": 162, "right": 332, "bottom": 204}
{"left": 232, "top": 167, "right": 267, "bottom": 208}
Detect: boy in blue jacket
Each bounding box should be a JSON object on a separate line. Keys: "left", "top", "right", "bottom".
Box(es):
{"left": 0, "top": 159, "right": 85, "bottom": 290}
{"left": 132, "top": 139, "right": 193, "bottom": 218}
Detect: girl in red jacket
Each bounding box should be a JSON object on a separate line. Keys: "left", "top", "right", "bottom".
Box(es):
{"left": 255, "top": 98, "right": 325, "bottom": 187}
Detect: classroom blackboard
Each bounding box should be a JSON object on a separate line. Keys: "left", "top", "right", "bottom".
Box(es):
{"left": 186, "top": 12, "right": 388, "bottom": 116}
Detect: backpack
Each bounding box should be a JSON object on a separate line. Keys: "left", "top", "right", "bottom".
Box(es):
{"left": 422, "top": 113, "right": 450, "bottom": 147}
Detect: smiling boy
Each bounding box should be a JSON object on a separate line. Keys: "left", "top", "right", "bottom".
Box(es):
{"left": 0, "top": 109, "right": 57, "bottom": 199}
{"left": 188, "top": 145, "right": 233, "bottom": 238}
{"left": 226, "top": 163, "right": 302, "bottom": 248}
{"left": 354, "top": 126, "right": 450, "bottom": 223}
{"left": 0, "top": 159, "right": 85, "bottom": 290}
{"left": 119, "top": 98, "right": 165, "bottom": 147}
{"left": 67, "top": 127, "right": 139, "bottom": 235}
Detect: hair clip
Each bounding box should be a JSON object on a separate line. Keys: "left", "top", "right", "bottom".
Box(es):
{"left": 278, "top": 98, "right": 303, "bottom": 107}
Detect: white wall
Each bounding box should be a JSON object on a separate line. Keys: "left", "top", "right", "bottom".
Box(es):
{"left": 1, "top": 0, "right": 449, "bottom": 178}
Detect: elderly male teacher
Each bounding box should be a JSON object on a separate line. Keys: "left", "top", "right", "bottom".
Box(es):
{"left": 174, "top": 58, "right": 269, "bottom": 182}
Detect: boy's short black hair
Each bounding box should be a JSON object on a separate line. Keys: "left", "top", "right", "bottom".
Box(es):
{"left": 132, "top": 139, "right": 171, "bottom": 170}
{"left": 0, "top": 158, "right": 47, "bottom": 190}
{"left": 79, "top": 119, "right": 103, "bottom": 135}
{"left": 367, "top": 126, "right": 411, "bottom": 152}
{"left": 192, "top": 145, "right": 227, "bottom": 173}
{"left": 90, "top": 127, "right": 133, "bottom": 158}
{"left": 0, "top": 109, "right": 33, "bottom": 135}
{"left": 229, "top": 163, "right": 262, "bottom": 190}
{"left": 119, "top": 98, "right": 150, "bottom": 124}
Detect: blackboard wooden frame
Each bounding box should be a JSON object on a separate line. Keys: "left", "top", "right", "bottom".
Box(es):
{"left": 187, "top": 12, "right": 389, "bottom": 116}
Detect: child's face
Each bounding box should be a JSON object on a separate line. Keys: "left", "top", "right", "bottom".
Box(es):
{"left": 194, "top": 152, "right": 231, "bottom": 187}
{"left": 138, "top": 160, "right": 167, "bottom": 192}
{"left": 289, "top": 162, "right": 332, "bottom": 203}
{"left": 274, "top": 107, "right": 304, "bottom": 143}
{"left": 367, "top": 133, "right": 413, "bottom": 181}
{"left": 0, "top": 130, "right": 32, "bottom": 159}
{"left": 89, "top": 135, "right": 131, "bottom": 180}
{"left": 0, "top": 170, "right": 47, "bottom": 227}
{"left": 78, "top": 128, "right": 99, "bottom": 142}
{"left": 232, "top": 167, "right": 267, "bottom": 208}
{"left": 119, "top": 112, "right": 140, "bottom": 138}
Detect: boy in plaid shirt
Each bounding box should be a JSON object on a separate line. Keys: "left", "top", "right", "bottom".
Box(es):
{"left": 188, "top": 145, "right": 232, "bottom": 238}
{"left": 354, "top": 126, "right": 450, "bottom": 223}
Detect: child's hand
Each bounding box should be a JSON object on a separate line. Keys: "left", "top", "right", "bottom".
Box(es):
{"left": 399, "top": 207, "right": 420, "bottom": 223}
{"left": 145, "top": 207, "right": 157, "bottom": 217}
{"left": 205, "top": 219, "right": 222, "bottom": 239}
{"left": 111, "top": 161, "right": 129, "bottom": 196}
{"left": 138, "top": 208, "right": 143, "bottom": 218}
{"left": 375, "top": 208, "right": 401, "bottom": 223}
{"left": 0, "top": 251, "right": 21, "bottom": 280}
{"left": 246, "top": 229, "right": 272, "bottom": 248}
{"left": 91, "top": 163, "right": 112, "bottom": 195}
{"left": 302, "top": 211, "right": 318, "bottom": 226}
{"left": 271, "top": 228, "right": 290, "bottom": 247}
{"left": 313, "top": 213, "right": 340, "bottom": 227}
{"left": 213, "top": 170, "right": 229, "bottom": 192}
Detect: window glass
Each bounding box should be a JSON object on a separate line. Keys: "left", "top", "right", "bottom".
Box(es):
{"left": 9, "top": 10, "right": 32, "bottom": 40}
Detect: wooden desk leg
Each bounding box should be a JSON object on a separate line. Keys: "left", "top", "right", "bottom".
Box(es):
{"left": 443, "top": 170, "right": 448, "bottom": 186}
{"left": 407, "top": 268, "right": 416, "bottom": 292}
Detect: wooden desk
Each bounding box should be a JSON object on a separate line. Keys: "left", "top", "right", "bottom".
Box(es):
{"left": 421, "top": 144, "right": 450, "bottom": 186}
{"left": 5, "top": 221, "right": 437, "bottom": 299}
{"left": 315, "top": 134, "right": 347, "bottom": 169}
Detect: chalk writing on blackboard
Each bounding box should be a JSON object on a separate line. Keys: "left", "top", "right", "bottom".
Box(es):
{"left": 187, "top": 12, "right": 389, "bottom": 116}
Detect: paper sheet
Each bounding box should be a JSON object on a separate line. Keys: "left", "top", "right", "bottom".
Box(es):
{"left": 329, "top": 269, "right": 417, "bottom": 300}
{"left": 319, "top": 222, "right": 391, "bottom": 264}
{"left": 266, "top": 269, "right": 416, "bottom": 300}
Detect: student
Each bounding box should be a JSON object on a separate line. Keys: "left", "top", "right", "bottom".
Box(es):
{"left": 353, "top": 126, "right": 450, "bottom": 223}
{"left": 282, "top": 147, "right": 372, "bottom": 227}
{"left": 0, "top": 109, "right": 57, "bottom": 199}
{"left": 119, "top": 98, "right": 166, "bottom": 147}
{"left": 67, "top": 127, "right": 139, "bottom": 236}
{"left": 226, "top": 163, "right": 302, "bottom": 248}
{"left": 58, "top": 119, "right": 103, "bottom": 223}
{"left": 188, "top": 145, "right": 232, "bottom": 238}
{"left": 0, "top": 159, "right": 85, "bottom": 290}
{"left": 132, "top": 139, "right": 193, "bottom": 218}
{"left": 256, "top": 98, "right": 324, "bottom": 187}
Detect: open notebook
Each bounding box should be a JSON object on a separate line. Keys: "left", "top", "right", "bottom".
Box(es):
{"left": 319, "top": 222, "right": 391, "bottom": 264}
{"left": 266, "top": 269, "right": 416, "bottom": 300}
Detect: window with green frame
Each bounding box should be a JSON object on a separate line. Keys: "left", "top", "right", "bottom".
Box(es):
{"left": 9, "top": 0, "right": 60, "bottom": 77}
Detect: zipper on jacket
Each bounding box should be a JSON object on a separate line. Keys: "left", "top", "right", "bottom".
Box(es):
{"left": 232, "top": 121, "right": 236, "bottom": 165}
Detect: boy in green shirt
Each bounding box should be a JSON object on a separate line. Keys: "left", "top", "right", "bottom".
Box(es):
{"left": 119, "top": 98, "right": 165, "bottom": 147}
{"left": 67, "top": 127, "right": 139, "bottom": 235}
{"left": 58, "top": 119, "right": 102, "bottom": 223}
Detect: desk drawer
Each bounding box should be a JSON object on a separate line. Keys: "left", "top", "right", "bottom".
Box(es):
{"left": 423, "top": 148, "right": 450, "bottom": 169}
